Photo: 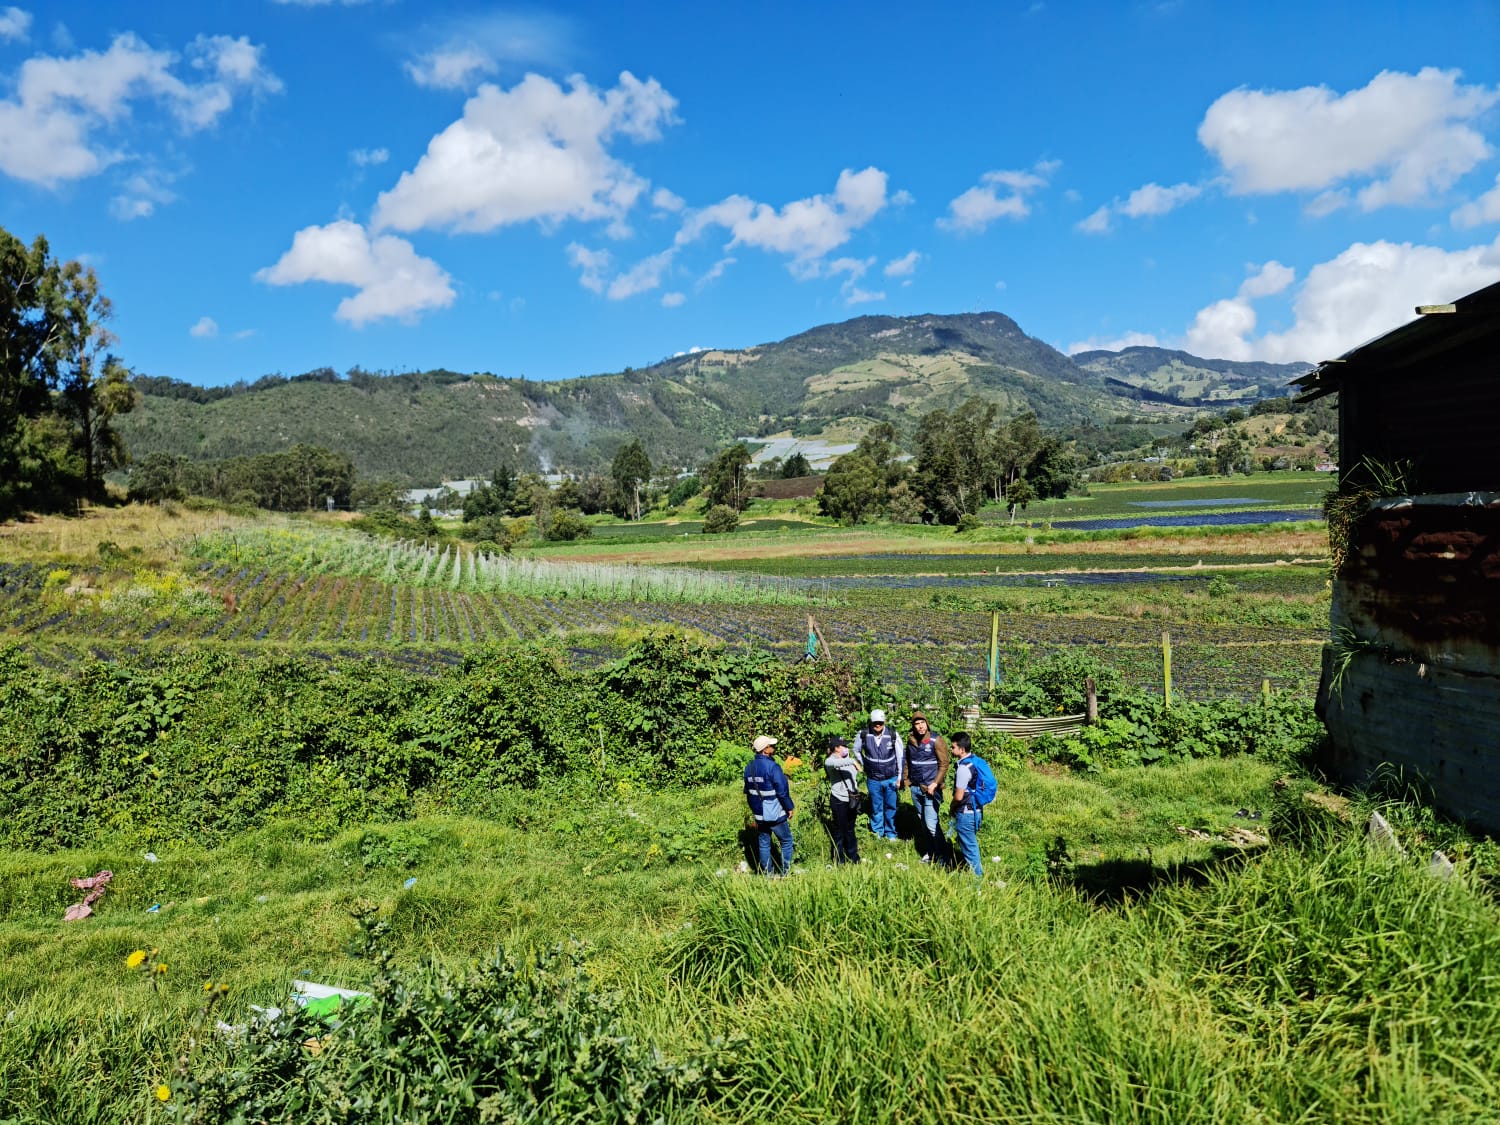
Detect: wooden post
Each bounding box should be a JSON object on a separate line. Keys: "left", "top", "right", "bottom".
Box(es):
{"left": 1085, "top": 676, "right": 1098, "bottom": 725}
{"left": 1162, "top": 630, "right": 1172, "bottom": 710}
{"left": 988, "top": 610, "right": 1000, "bottom": 696}
{"left": 1262, "top": 678, "right": 1271, "bottom": 704}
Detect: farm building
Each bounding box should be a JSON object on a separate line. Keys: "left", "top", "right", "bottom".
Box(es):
{"left": 1295, "top": 278, "right": 1500, "bottom": 831}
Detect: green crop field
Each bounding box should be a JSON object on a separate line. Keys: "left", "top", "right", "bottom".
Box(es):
{"left": 1, "top": 499, "right": 1495, "bottom": 1124}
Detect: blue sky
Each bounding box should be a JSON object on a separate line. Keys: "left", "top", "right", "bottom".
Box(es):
{"left": 3, "top": 0, "right": 1499, "bottom": 387}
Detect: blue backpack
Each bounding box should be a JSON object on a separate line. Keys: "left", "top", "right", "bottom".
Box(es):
{"left": 967, "top": 755, "right": 998, "bottom": 808}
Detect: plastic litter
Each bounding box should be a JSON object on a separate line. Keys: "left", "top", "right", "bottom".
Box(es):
{"left": 143, "top": 852, "right": 159, "bottom": 863}
{"left": 1428, "top": 850, "right": 1457, "bottom": 881}
{"left": 292, "top": 980, "right": 372, "bottom": 1021}
{"left": 146, "top": 904, "right": 161, "bottom": 913}
{"left": 1367, "top": 811, "right": 1406, "bottom": 856}
{"left": 64, "top": 870, "right": 113, "bottom": 922}
{"left": 402, "top": 877, "right": 417, "bottom": 890}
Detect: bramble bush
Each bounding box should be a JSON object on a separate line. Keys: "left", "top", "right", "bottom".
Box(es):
{"left": 175, "top": 919, "right": 731, "bottom": 1124}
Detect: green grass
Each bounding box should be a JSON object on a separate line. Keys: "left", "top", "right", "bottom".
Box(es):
{"left": 6, "top": 760, "right": 1499, "bottom": 1122}
{"left": 1022, "top": 471, "right": 1333, "bottom": 521}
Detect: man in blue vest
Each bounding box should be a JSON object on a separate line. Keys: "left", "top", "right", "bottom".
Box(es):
{"left": 901, "top": 711, "right": 950, "bottom": 865}
{"left": 856, "top": 709, "right": 903, "bottom": 841}
{"left": 743, "top": 734, "right": 794, "bottom": 876}
{"left": 949, "top": 732, "right": 983, "bottom": 879}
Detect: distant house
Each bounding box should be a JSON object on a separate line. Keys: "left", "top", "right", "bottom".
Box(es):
{"left": 1294, "top": 278, "right": 1500, "bottom": 830}
{"left": 402, "top": 479, "right": 486, "bottom": 517}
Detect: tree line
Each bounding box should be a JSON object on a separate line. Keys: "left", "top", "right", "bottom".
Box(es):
{"left": 126, "top": 447, "right": 355, "bottom": 512}
{"left": 1, "top": 228, "right": 136, "bottom": 518}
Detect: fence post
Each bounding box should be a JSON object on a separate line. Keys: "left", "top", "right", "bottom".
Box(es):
{"left": 1262, "top": 678, "right": 1271, "bottom": 704}
{"left": 988, "top": 610, "right": 1000, "bottom": 697}
{"left": 1086, "top": 676, "right": 1098, "bottom": 725}
{"left": 1162, "top": 630, "right": 1172, "bottom": 710}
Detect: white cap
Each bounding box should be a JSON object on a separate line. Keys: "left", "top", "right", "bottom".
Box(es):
{"left": 870, "top": 709, "right": 887, "bottom": 724}
{"left": 753, "top": 735, "right": 778, "bottom": 752}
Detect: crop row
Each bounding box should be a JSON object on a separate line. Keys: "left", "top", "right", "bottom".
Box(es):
{"left": 0, "top": 561, "right": 1324, "bottom": 697}
{"left": 186, "top": 525, "right": 824, "bottom": 606}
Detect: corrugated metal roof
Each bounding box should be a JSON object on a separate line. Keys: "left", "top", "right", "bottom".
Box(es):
{"left": 1294, "top": 278, "right": 1500, "bottom": 401}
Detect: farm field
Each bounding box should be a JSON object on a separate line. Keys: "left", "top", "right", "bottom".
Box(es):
{"left": 6, "top": 493, "right": 1497, "bottom": 1122}
{"left": 1014, "top": 470, "right": 1334, "bottom": 521}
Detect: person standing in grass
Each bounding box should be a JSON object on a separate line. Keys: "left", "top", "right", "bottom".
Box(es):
{"left": 902, "top": 711, "right": 949, "bottom": 865}
{"left": 949, "top": 732, "right": 983, "bottom": 879}
{"left": 823, "top": 735, "right": 862, "bottom": 864}
{"left": 856, "top": 709, "right": 904, "bottom": 840}
{"left": 744, "top": 734, "right": 795, "bottom": 876}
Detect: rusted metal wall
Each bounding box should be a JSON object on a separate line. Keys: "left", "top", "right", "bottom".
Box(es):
{"left": 1317, "top": 494, "right": 1500, "bottom": 830}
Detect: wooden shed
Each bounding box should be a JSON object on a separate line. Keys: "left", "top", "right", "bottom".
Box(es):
{"left": 1295, "top": 279, "right": 1500, "bottom": 830}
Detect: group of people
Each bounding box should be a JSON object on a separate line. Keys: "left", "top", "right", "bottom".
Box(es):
{"left": 743, "top": 708, "right": 990, "bottom": 879}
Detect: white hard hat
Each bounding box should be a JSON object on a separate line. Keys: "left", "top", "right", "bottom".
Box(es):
{"left": 870, "top": 709, "right": 887, "bottom": 724}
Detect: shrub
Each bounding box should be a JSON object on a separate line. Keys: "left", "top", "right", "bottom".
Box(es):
{"left": 176, "top": 922, "right": 728, "bottom": 1124}
{"left": 544, "top": 508, "right": 591, "bottom": 541}
{"left": 702, "top": 505, "right": 739, "bottom": 534}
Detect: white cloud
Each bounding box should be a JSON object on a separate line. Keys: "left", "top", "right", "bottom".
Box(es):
{"left": 695, "top": 256, "right": 734, "bottom": 290}
{"left": 0, "top": 7, "right": 30, "bottom": 42}
{"left": 884, "top": 250, "right": 921, "bottom": 277}
{"left": 651, "top": 186, "right": 684, "bottom": 212}
{"left": 109, "top": 167, "right": 177, "bottom": 220}
{"left": 1075, "top": 205, "right": 1112, "bottom": 234}
{"left": 0, "top": 31, "right": 280, "bottom": 187}
{"left": 406, "top": 47, "right": 496, "bottom": 91}
{"left": 1183, "top": 235, "right": 1500, "bottom": 361}
{"left": 1066, "top": 330, "right": 1161, "bottom": 354}
{"left": 1452, "top": 173, "right": 1500, "bottom": 229}
{"left": 821, "top": 255, "right": 884, "bottom": 305}
{"left": 255, "top": 219, "right": 457, "bottom": 326}
{"left": 660, "top": 291, "right": 685, "bottom": 308}
{"left": 402, "top": 13, "right": 566, "bottom": 91}
{"left": 606, "top": 247, "right": 675, "bottom": 299}
{"left": 232, "top": 328, "right": 256, "bottom": 340}
{"left": 1078, "top": 181, "right": 1202, "bottom": 233}
{"left": 1199, "top": 68, "right": 1499, "bottom": 211}
{"left": 189, "top": 316, "right": 218, "bottom": 338}
{"left": 566, "top": 242, "right": 611, "bottom": 294}
{"left": 374, "top": 71, "right": 678, "bottom": 235}
{"left": 677, "top": 167, "right": 894, "bottom": 268}
{"left": 1238, "top": 260, "right": 1295, "bottom": 299}
{"left": 1120, "top": 181, "right": 1202, "bottom": 217}
{"left": 350, "top": 146, "right": 389, "bottom": 167}
{"left": 938, "top": 163, "right": 1053, "bottom": 233}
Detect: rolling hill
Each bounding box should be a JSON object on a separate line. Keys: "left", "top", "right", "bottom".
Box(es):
{"left": 117, "top": 313, "right": 1308, "bottom": 484}
{"left": 1071, "top": 346, "right": 1311, "bottom": 406}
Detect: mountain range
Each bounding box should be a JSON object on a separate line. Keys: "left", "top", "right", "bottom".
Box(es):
{"left": 118, "top": 312, "right": 1311, "bottom": 485}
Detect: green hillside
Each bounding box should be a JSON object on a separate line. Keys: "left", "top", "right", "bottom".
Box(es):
{"left": 1071, "top": 346, "right": 1311, "bottom": 406}
{"left": 117, "top": 313, "right": 1306, "bottom": 484}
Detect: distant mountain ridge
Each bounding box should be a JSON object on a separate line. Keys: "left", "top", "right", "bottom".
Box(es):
{"left": 1071, "top": 346, "right": 1311, "bottom": 406}
{"left": 117, "top": 313, "right": 1309, "bottom": 484}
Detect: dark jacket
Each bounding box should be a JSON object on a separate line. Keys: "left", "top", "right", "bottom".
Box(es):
{"left": 902, "top": 731, "right": 950, "bottom": 791}
{"left": 744, "top": 751, "right": 793, "bottom": 824}
{"left": 856, "top": 726, "right": 904, "bottom": 782}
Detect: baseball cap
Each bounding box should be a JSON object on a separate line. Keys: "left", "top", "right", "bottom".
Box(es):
{"left": 753, "top": 735, "right": 778, "bottom": 752}
{"left": 870, "top": 709, "right": 886, "bottom": 724}
{"left": 829, "top": 734, "right": 849, "bottom": 749}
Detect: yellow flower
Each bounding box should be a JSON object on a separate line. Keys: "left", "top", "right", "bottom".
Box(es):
{"left": 202, "top": 980, "right": 214, "bottom": 992}
{"left": 126, "top": 950, "right": 147, "bottom": 970}
{"left": 155, "top": 1084, "right": 171, "bottom": 1102}
{"left": 154, "top": 963, "right": 168, "bottom": 975}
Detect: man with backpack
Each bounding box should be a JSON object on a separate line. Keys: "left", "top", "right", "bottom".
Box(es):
{"left": 901, "top": 711, "right": 950, "bottom": 865}
{"left": 744, "top": 734, "right": 794, "bottom": 876}
{"left": 949, "top": 732, "right": 996, "bottom": 879}
{"left": 855, "top": 709, "right": 903, "bottom": 841}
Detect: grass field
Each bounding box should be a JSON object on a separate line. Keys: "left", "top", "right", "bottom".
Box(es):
{"left": 7, "top": 487, "right": 1495, "bottom": 1123}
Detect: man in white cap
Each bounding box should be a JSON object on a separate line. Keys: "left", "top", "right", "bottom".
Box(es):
{"left": 855, "top": 709, "right": 904, "bottom": 840}
{"left": 743, "top": 734, "right": 794, "bottom": 875}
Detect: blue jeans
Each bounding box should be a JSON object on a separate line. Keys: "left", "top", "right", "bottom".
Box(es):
{"left": 756, "top": 818, "right": 794, "bottom": 875}
{"left": 954, "top": 809, "right": 983, "bottom": 878}
{"left": 911, "top": 786, "right": 948, "bottom": 863}
{"left": 867, "top": 777, "right": 899, "bottom": 838}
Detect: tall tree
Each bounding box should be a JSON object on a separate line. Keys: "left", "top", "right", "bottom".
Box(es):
{"left": 611, "top": 438, "right": 652, "bottom": 521}
{"left": 703, "top": 442, "right": 753, "bottom": 511}
{"left": 818, "top": 452, "right": 884, "bottom": 525}
{"left": 51, "top": 256, "right": 135, "bottom": 500}
{"left": 0, "top": 230, "right": 66, "bottom": 515}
